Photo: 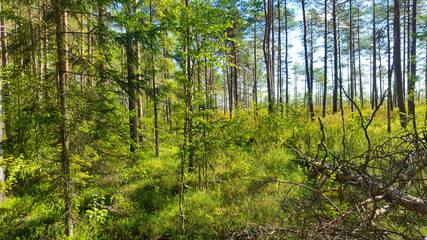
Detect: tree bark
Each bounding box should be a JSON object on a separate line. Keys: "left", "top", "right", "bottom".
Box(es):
{"left": 372, "top": 0, "right": 378, "bottom": 109}
{"left": 387, "top": 0, "right": 392, "bottom": 133}
{"left": 285, "top": 0, "right": 289, "bottom": 106}
{"left": 322, "top": 0, "right": 327, "bottom": 118}
{"left": 253, "top": 21, "right": 257, "bottom": 108}
{"left": 302, "top": 0, "right": 314, "bottom": 119}
{"left": 408, "top": 0, "right": 417, "bottom": 117}
{"left": 263, "top": 0, "right": 274, "bottom": 112}
{"left": 394, "top": 0, "right": 407, "bottom": 128}
{"left": 54, "top": 0, "right": 73, "bottom": 235}
{"left": 232, "top": 41, "right": 238, "bottom": 109}
{"left": 332, "top": 0, "right": 338, "bottom": 114}
{"left": 357, "top": 7, "right": 363, "bottom": 107}
{"left": 149, "top": 0, "right": 159, "bottom": 156}
{"left": 349, "top": 0, "right": 355, "bottom": 112}
{"left": 87, "top": 6, "right": 92, "bottom": 86}
{"left": 126, "top": 4, "right": 138, "bottom": 152}
{"left": 277, "top": 0, "right": 282, "bottom": 111}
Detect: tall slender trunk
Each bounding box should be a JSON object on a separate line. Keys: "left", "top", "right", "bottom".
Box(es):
{"left": 425, "top": 44, "right": 427, "bottom": 121}
{"left": 332, "top": 0, "right": 338, "bottom": 113}
{"left": 87, "top": 6, "right": 92, "bottom": 86}
{"left": 357, "top": 7, "right": 363, "bottom": 107}
{"left": 98, "top": 4, "right": 106, "bottom": 84}
{"left": 302, "top": 0, "right": 314, "bottom": 118}
{"left": 2, "top": 4, "right": 10, "bottom": 140}
{"left": 406, "top": 0, "right": 410, "bottom": 102}
{"left": 322, "top": 0, "right": 328, "bottom": 118}
{"left": 278, "top": 0, "right": 282, "bottom": 111}
{"left": 394, "top": 0, "right": 407, "bottom": 128}
{"left": 349, "top": 0, "right": 354, "bottom": 112}
{"left": 372, "top": 0, "right": 377, "bottom": 109}
{"left": 180, "top": 0, "right": 191, "bottom": 233}
{"left": 408, "top": 0, "right": 417, "bottom": 117}
{"left": 253, "top": 22, "right": 257, "bottom": 108}
{"left": 424, "top": 42, "right": 427, "bottom": 122}
{"left": 387, "top": 0, "right": 392, "bottom": 132}
{"left": 227, "top": 57, "right": 233, "bottom": 118}
{"left": 232, "top": 41, "right": 238, "bottom": 109}
{"left": 223, "top": 62, "right": 227, "bottom": 114}
{"left": 403, "top": 1, "right": 406, "bottom": 101}
{"left": 80, "top": 14, "right": 85, "bottom": 87}
{"left": 149, "top": 0, "right": 159, "bottom": 156}
{"left": 263, "top": 0, "right": 274, "bottom": 112}
{"left": 126, "top": 4, "right": 138, "bottom": 152}
{"left": 54, "top": 1, "right": 73, "bottom": 235}
{"left": 196, "top": 33, "right": 201, "bottom": 92}
{"left": 285, "top": 0, "right": 289, "bottom": 105}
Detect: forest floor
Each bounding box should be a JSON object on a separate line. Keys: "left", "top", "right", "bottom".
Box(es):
{"left": 1, "top": 101, "right": 427, "bottom": 239}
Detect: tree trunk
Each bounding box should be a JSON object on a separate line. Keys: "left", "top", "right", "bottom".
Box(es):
{"left": 349, "top": 0, "right": 354, "bottom": 112}
{"left": 302, "top": 0, "right": 314, "bottom": 119}
{"left": 357, "top": 7, "right": 363, "bottom": 107}
{"left": 253, "top": 21, "right": 257, "bottom": 108}
{"left": 149, "top": 0, "right": 159, "bottom": 156}
{"left": 263, "top": 0, "right": 274, "bottom": 112}
{"left": 278, "top": 0, "right": 282, "bottom": 111}
{"left": 387, "top": 0, "right": 392, "bottom": 132}
{"left": 394, "top": 0, "right": 407, "bottom": 128}
{"left": 425, "top": 44, "right": 427, "bottom": 121}
{"left": 223, "top": 63, "right": 227, "bottom": 114}
{"left": 232, "top": 41, "right": 238, "bottom": 109}
{"left": 322, "top": 0, "right": 328, "bottom": 118}
{"left": 285, "top": 0, "right": 289, "bottom": 106}
{"left": 408, "top": 0, "right": 417, "bottom": 117}
{"left": 372, "top": 0, "right": 377, "bottom": 109}
{"left": 87, "top": 6, "right": 92, "bottom": 86}
{"left": 54, "top": 1, "right": 73, "bottom": 235}
{"left": 126, "top": 4, "right": 138, "bottom": 152}
{"left": 227, "top": 57, "right": 233, "bottom": 118}
{"left": 332, "top": 0, "right": 338, "bottom": 114}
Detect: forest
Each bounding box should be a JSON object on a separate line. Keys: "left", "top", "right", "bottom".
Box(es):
{"left": 0, "top": 0, "right": 426, "bottom": 239}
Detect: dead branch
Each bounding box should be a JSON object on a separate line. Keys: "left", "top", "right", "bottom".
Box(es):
{"left": 253, "top": 178, "right": 342, "bottom": 214}
{"left": 317, "top": 195, "right": 384, "bottom": 233}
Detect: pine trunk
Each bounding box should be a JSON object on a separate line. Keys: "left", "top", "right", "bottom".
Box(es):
{"left": 55, "top": 1, "right": 73, "bottom": 235}
{"left": 394, "top": 0, "right": 407, "bottom": 128}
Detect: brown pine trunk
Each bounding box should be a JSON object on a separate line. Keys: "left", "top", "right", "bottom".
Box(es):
{"left": 253, "top": 22, "right": 257, "bottom": 108}
{"left": 302, "top": 0, "right": 314, "bottom": 119}
{"left": 332, "top": 0, "right": 338, "bottom": 113}
{"left": 278, "top": 0, "right": 282, "bottom": 111}
{"left": 263, "top": 0, "right": 274, "bottom": 112}
{"left": 126, "top": 4, "right": 138, "bottom": 152}
{"left": 387, "top": 0, "right": 392, "bottom": 132}
{"left": 322, "top": 0, "right": 328, "bottom": 118}
{"left": 408, "top": 0, "right": 417, "bottom": 117}
{"left": 55, "top": 1, "right": 73, "bottom": 235}
{"left": 372, "top": 0, "right": 377, "bottom": 109}
{"left": 394, "top": 0, "right": 407, "bottom": 128}
{"left": 87, "top": 6, "right": 92, "bottom": 86}
{"left": 98, "top": 4, "right": 106, "bottom": 82}
{"left": 232, "top": 41, "right": 238, "bottom": 109}
{"left": 357, "top": 7, "right": 363, "bottom": 107}
{"left": 350, "top": 0, "right": 354, "bottom": 112}
{"left": 149, "top": 0, "right": 159, "bottom": 156}
{"left": 285, "top": 0, "right": 289, "bottom": 105}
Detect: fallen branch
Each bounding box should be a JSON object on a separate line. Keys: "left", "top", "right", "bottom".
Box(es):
{"left": 253, "top": 178, "right": 342, "bottom": 214}
{"left": 317, "top": 195, "right": 384, "bottom": 233}
{"left": 302, "top": 159, "right": 427, "bottom": 214}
